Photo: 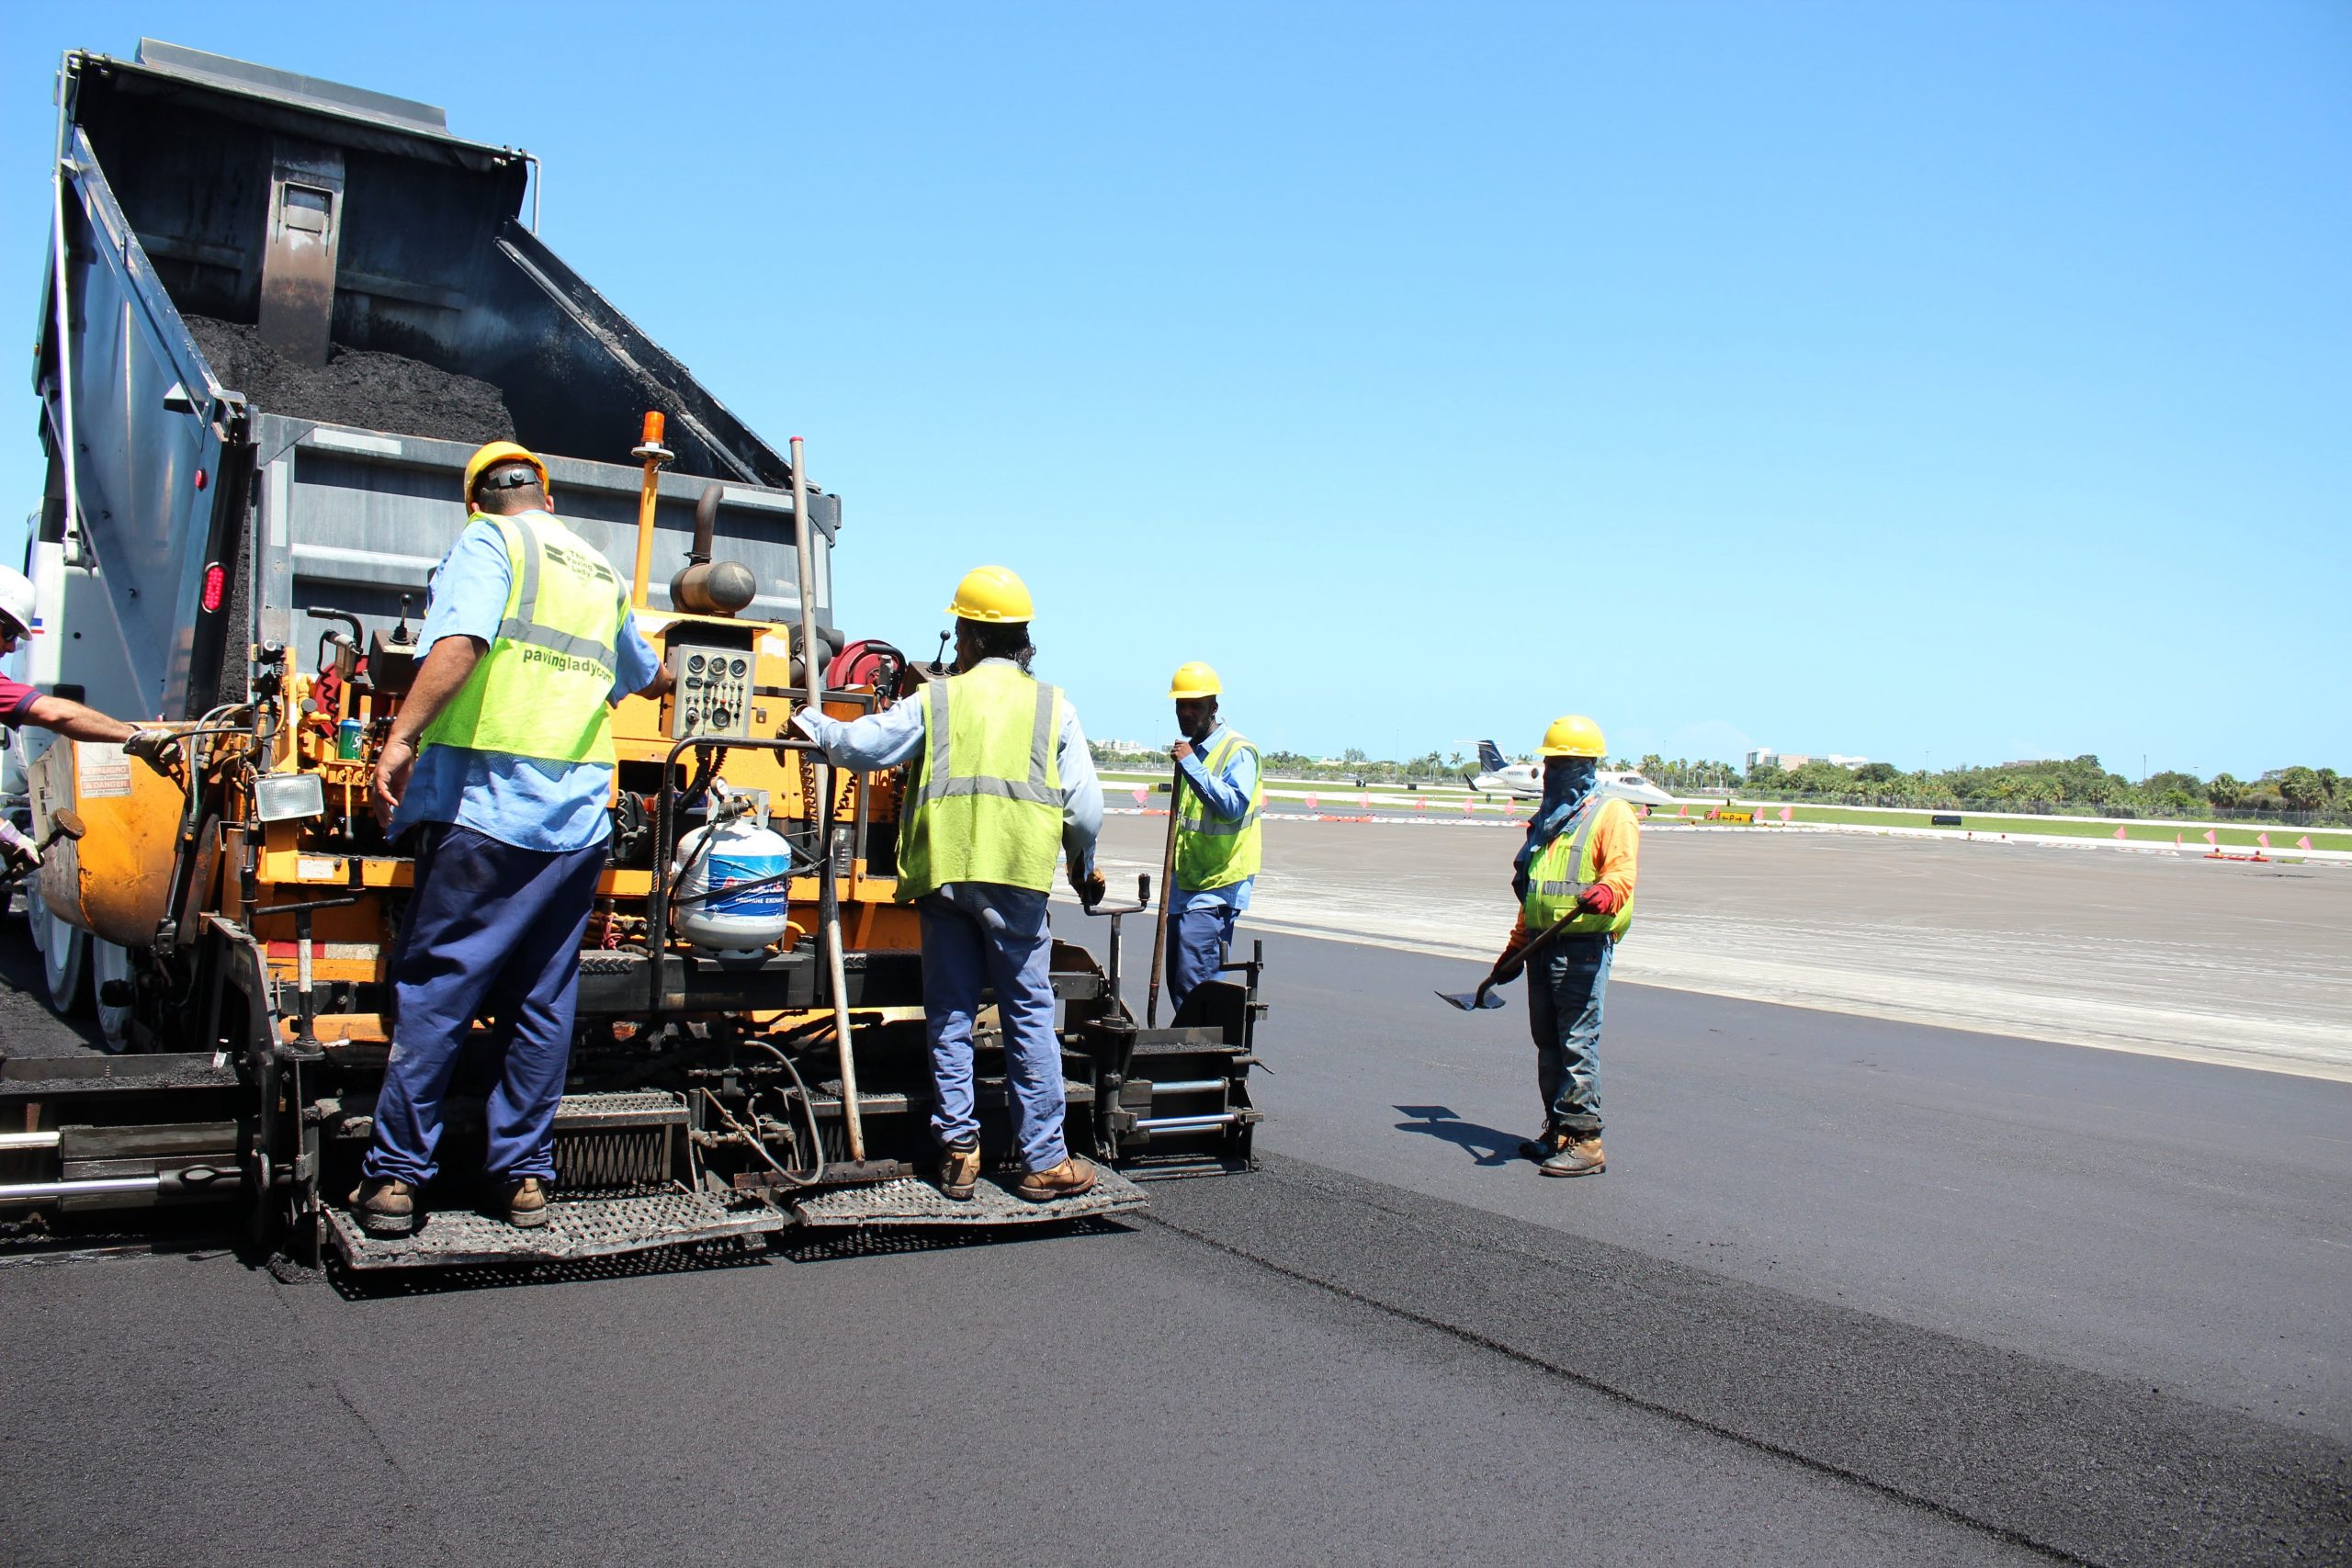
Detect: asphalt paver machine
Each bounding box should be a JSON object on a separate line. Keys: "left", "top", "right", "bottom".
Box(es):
{"left": 0, "top": 41, "right": 1263, "bottom": 1269}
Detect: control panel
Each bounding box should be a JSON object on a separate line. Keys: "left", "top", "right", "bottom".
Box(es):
{"left": 668, "top": 638, "right": 757, "bottom": 740}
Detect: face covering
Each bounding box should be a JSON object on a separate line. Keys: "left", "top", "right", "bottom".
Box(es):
{"left": 1511, "top": 757, "right": 1600, "bottom": 905}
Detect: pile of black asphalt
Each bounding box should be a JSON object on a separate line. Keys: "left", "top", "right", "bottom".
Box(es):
{"left": 1145, "top": 1154, "right": 2351, "bottom": 1568}
{"left": 183, "top": 315, "right": 516, "bottom": 445}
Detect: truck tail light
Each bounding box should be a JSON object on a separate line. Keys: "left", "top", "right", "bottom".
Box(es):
{"left": 200, "top": 562, "right": 225, "bottom": 613}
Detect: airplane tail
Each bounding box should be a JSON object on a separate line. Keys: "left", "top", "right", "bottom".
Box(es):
{"left": 1476, "top": 739, "right": 1509, "bottom": 773}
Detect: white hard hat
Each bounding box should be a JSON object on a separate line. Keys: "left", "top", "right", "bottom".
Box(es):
{"left": 0, "top": 567, "right": 34, "bottom": 638}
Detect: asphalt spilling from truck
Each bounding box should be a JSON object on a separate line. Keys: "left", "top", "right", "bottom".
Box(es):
{"left": 184, "top": 315, "right": 516, "bottom": 445}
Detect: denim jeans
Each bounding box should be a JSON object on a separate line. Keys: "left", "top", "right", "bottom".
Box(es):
{"left": 1166, "top": 898, "right": 1239, "bottom": 1021}
{"left": 916, "top": 886, "right": 1069, "bottom": 1173}
{"left": 1528, "top": 933, "right": 1612, "bottom": 1137}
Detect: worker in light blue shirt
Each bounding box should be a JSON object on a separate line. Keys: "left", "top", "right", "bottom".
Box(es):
{"left": 1164, "top": 661, "right": 1263, "bottom": 1020}
{"left": 353, "top": 443, "right": 670, "bottom": 1238}
{"left": 794, "top": 566, "right": 1106, "bottom": 1203}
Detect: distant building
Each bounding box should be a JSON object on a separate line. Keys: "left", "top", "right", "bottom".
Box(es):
{"left": 1747, "top": 748, "right": 1869, "bottom": 773}
{"left": 1098, "top": 739, "right": 1162, "bottom": 758}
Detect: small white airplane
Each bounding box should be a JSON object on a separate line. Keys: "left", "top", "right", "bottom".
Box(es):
{"left": 1467, "top": 740, "right": 1679, "bottom": 807}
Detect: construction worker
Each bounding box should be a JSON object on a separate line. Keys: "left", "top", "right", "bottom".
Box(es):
{"left": 794, "top": 566, "right": 1105, "bottom": 1203}
{"left": 1485, "top": 715, "right": 1638, "bottom": 1178}
{"left": 1164, "top": 660, "right": 1261, "bottom": 1019}
{"left": 351, "top": 442, "right": 671, "bottom": 1236}
{"left": 0, "top": 565, "right": 181, "bottom": 773}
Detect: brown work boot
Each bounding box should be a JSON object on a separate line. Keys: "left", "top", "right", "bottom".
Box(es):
{"left": 1539, "top": 1135, "right": 1606, "bottom": 1178}
{"left": 348, "top": 1177, "right": 416, "bottom": 1236}
{"left": 503, "top": 1177, "right": 549, "bottom": 1228}
{"left": 1014, "top": 1156, "right": 1098, "bottom": 1203}
{"left": 937, "top": 1138, "right": 981, "bottom": 1201}
{"left": 1518, "top": 1129, "right": 1570, "bottom": 1162}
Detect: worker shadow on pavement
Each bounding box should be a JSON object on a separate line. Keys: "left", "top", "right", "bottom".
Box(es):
{"left": 1393, "top": 1105, "right": 1524, "bottom": 1168}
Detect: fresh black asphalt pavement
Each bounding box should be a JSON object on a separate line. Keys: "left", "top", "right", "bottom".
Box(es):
{"left": 2, "top": 919, "right": 2346, "bottom": 1566}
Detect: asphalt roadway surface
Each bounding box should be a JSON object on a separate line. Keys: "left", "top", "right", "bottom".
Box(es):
{"left": 4, "top": 840, "right": 2350, "bottom": 1563}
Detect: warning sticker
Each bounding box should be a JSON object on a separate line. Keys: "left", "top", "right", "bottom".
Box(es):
{"left": 77, "top": 741, "right": 133, "bottom": 799}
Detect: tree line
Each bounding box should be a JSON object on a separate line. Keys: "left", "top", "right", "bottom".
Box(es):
{"left": 1726, "top": 754, "right": 2344, "bottom": 824}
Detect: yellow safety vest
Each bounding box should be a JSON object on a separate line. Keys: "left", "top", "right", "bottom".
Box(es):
{"left": 1174, "top": 729, "right": 1263, "bottom": 891}
{"left": 1521, "top": 795, "right": 1636, "bottom": 939}
{"left": 419, "top": 512, "right": 628, "bottom": 766}
{"left": 896, "top": 660, "right": 1066, "bottom": 899}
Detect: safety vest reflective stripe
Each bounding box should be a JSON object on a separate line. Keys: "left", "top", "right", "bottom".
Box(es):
{"left": 1174, "top": 731, "right": 1263, "bottom": 891}
{"left": 493, "top": 525, "right": 620, "bottom": 669}
{"left": 894, "top": 662, "right": 1067, "bottom": 899}
{"left": 418, "top": 512, "right": 626, "bottom": 767}
{"left": 1521, "top": 796, "right": 1635, "bottom": 938}
{"left": 922, "top": 680, "right": 1058, "bottom": 805}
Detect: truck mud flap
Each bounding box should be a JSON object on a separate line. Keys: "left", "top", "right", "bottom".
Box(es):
{"left": 786, "top": 1167, "right": 1148, "bottom": 1229}
{"left": 324, "top": 1190, "right": 785, "bottom": 1270}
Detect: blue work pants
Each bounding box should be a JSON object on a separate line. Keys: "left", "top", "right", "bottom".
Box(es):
{"left": 1528, "top": 934, "right": 1612, "bottom": 1137}
{"left": 918, "top": 888, "right": 1069, "bottom": 1172}
{"left": 363, "top": 823, "right": 605, "bottom": 1187}
{"left": 1166, "top": 898, "right": 1239, "bottom": 1020}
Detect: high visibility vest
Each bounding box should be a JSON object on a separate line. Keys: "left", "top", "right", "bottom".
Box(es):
{"left": 896, "top": 660, "right": 1066, "bottom": 899}
{"left": 1521, "top": 795, "right": 1636, "bottom": 939}
{"left": 419, "top": 512, "right": 628, "bottom": 766}
{"left": 1175, "top": 730, "right": 1263, "bottom": 891}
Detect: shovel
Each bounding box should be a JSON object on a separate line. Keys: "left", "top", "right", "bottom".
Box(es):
{"left": 1435, "top": 904, "right": 1586, "bottom": 1011}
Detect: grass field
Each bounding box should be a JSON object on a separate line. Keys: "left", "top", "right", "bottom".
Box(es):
{"left": 1096, "top": 768, "right": 2348, "bottom": 851}
{"left": 1757, "top": 804, "right": 2350, "bottom": 852}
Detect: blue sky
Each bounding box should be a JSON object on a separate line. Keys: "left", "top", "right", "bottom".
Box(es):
{"left": 6, "top": 2, "right": 2345, "bottom": 775}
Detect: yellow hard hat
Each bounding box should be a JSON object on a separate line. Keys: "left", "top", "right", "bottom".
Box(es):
{"left": 1537, "top": 715, "right": 1607, "bottom": 758}
{"left": 1169, "top": 660, "right": 1222, "bottom": 699}
{"left": 463, "top": 441, "right": 550, "bottom": 506}
{"left": 944, "top": 565, "right": 1034, "bottom": 624}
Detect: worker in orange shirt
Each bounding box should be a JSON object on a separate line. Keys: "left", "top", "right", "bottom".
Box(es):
{"left": 1483, "top": 715, "right": 1638, "bottom": 1177}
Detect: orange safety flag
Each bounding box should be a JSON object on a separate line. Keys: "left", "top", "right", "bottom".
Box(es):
{"left": 1305, "top": 793, "right": 1319, "bottom": 812}
{"left": 2257, "top": 831, "right": 2271, "bottom": 849}
{"left": 1678, "top": 805, "right": 1688, "bottom": 818}
{"left": 1415, "top": 797, "right": 1427, "bottom": 813}
{"left": 1781, "top": 806, "right": 1793, "bottom": 822}
{"left": 1132, "top": 785, "right": 1148, "bottom": 805}
{"left": 2203, "top": 829, "right": 2218, "bottom": 845}
{"left": 2113, "top": 827, "right": 2128, "bottom": 840}
{"left": 2296, "top": 835, "right": 2312, "bottom": 851}
{"left": 1461, "top": 797, "right": 1475, "bottom": 815}
{"left": 1359, "top": 794, "right": 1370, "bottom": 810}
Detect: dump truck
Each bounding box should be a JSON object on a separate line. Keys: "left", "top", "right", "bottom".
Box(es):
{"left": 0, "top": 40, "right": 1263, "bottom": 1269}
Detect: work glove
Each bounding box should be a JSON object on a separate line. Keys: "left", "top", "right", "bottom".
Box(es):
{"left": 1577, "top": 883, "right": 1621, "bottom": 918}
{"left": 1069, "top": 862, "right": 1107, "bottom": 910}
{"left": 1487, "top": 936, "right": 1529, "bottom": 987}
{"left": 0, "top": 818, "right": 40, "bottom": 874}
{"left": 124, "top": 728, "right": 182, "bottom": 780}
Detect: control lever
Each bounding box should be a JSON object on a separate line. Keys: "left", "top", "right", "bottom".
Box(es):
{"left": 1082, "top": 873, "right": 1152, "bottom": 1010}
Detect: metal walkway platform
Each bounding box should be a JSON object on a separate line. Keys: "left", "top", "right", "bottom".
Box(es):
{"left": 326, "top": 1189, "right": 786, "bottom": 1270}
{"left": 787, "top": 1167, "right": 1149, "bottom": 1228}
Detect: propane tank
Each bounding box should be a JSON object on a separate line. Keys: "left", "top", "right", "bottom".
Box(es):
{"left": 673, "top": 785, "right": 793, "bottom": 955}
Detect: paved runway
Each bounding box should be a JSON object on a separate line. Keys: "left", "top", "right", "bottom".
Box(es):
{"left": 3, "top": 911, "right": 2347, "bottom": 1565}
{"left": 1087, "top": 810, "right": 2352, "bottom": 1077}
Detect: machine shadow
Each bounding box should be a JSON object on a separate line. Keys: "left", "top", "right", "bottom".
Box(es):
{"left": 324, "top": 1234, "right": 775, "bottom": 1300}
{"left": 322, "top": 1214, "right": 1140, "bottom": 1296}
{"left": 1393, "top": 1104, "right": 1526, "bottom": 1168}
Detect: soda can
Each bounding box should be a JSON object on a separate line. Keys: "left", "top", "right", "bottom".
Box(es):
{"left": 336, "top": 717, "right": 363, "bottom": 760}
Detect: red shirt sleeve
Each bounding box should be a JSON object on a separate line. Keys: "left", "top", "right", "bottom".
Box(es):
{"left": 0, "top": 672, "right": 41, "bottom": 726}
